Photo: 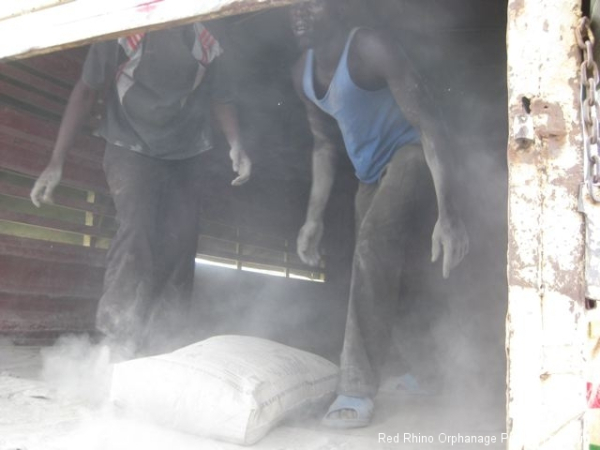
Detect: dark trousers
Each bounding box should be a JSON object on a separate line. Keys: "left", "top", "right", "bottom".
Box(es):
{"left": 97, "top": 144, "right": 206, "bottom": 352}
{"left": 339, "top": 144, "right": 435, "bottom": 398}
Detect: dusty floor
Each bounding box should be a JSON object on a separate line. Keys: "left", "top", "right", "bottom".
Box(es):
{"left": 0, "top": 340, "right": 506, "bottom": 450}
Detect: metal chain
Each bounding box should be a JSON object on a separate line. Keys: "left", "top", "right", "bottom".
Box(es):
{"left": 577, "top": 17, "right": 600, "bottom": 202}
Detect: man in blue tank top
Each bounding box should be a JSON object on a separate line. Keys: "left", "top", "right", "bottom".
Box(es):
{"left": 290, "top": 0, "right": 469, "bottom": 428}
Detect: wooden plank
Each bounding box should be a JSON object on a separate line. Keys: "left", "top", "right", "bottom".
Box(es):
{"left": 0, "top": 292, "right": 97, "bottom": 313}
{"left": 0, "top": 106, "right": 60, "bottom": 137}
{"left": 13, "top": 53, "right": 82, "bottom": 85}
{"left": 0, "top": 126, "right": 104, "bottom": 167}
{"left": 0, "top": 1, "right": 76, "bottom": 22}
{"left": 0, "top": 106, "right": 105, "bottom": 162}
{"left": 0, "top": 234, "right": 106, "bottom": 267}
{"left": 0, "top": 311, "right": 95, "bottom": 333}
{"left": 0, "top": 317, "right": 94, "bottom": 333}
{"left": 506, "top": 0, "right": 587, "bottom": 448}
{"left": 0, "top": 210, "right": 114, "bottom": 239}
{"left": 0, "top": 0, "right": 301, "bottom": 61}
{"left": 0, "top": 254, "right": 103, "bottom": 298}
{"left": 198, "top": 247, "right": 324, "bottom": 274}
{"left": 0, "top": 129, "right": 104, "bottom": 175}
{"left": 200, "top": 233, "right": 299, "bottom": 256}
{"left": 0, "top": 295, "right": 96, "bottom": 332}
{"left": 0, "top": 78, "right": 66, "bottom": 116}
{"left": 0, "top": 330, "right": 95, "bottom": 344}
{"left": 0, "top": 62, "right": 72, "bottom": 99}
{"left": 0, "top": 142, "right": 109, "bottom": 193}
{"left": 200, "top": 229, "right": 291, "bottom": 254}
{"left": 0, "top": 179, "right": 115, "bottom": 218}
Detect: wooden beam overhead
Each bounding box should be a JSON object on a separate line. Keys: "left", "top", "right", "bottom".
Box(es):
{"left": 0, "top": 0, "right": 76, "bottom": 22}
{"left": 0, "top": 0, "right": 301, "bottom": 61}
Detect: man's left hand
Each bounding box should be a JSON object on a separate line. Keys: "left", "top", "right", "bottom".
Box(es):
{"left": 431, "top": 215, "right": 469, "bottom": 279}
{"left": 229, "top": 146, "right": 252, "bottom": 186}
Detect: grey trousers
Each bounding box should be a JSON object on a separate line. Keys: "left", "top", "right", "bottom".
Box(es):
{"left": 97, "top": 144, "right": 207, "bottom": 352}
{"left": 338, "top": 143, "right": 435, "bottom": 398}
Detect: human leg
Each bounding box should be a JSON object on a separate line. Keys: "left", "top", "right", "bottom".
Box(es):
{"left": 141, "top": 153, "right": 207, "bottom": 352}
{"left": 97, "top": 145, "right": 170, "bottom": 354}
{"left": 325, "top": 144, "right": 431, "bottom": 426}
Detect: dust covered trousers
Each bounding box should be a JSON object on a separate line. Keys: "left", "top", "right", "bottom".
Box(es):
{"left": 97, "top": 144, "right": 208, "bottom": 350}
{"left": 79, "top": 24, "right": 234, "bottom": 350}
{"left": 338, "top": 143, "right": 436, "bottom": 398}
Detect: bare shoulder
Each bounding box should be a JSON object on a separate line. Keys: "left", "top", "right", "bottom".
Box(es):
{"left": 353, "top": 28, "right": 408, "bottom": 67}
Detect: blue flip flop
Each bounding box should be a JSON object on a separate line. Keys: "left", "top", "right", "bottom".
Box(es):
{"left": 381, "top": 372, "right": 432, "bottom": 395}
{"left": 321, "top": 395, "right": 374, "bottom": 429}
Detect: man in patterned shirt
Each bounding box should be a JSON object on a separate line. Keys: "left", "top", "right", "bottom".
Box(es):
{"left": 31, "top": 22, "right": 251, "bottom": 359}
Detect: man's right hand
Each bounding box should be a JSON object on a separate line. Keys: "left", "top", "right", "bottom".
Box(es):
{"left": 297, "top": 219, "right": 324, "bottom": 267}
{"left": 30, "top": 163, "right": 63, "bottom": 207}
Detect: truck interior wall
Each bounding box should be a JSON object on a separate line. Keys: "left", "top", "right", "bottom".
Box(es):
{"left": 0, "top": 0, "right": 509, "bottom": 409}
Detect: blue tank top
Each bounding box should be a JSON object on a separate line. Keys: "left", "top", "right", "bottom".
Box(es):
{"left": 303, "top": 28, "right": 421, "bottom": 184}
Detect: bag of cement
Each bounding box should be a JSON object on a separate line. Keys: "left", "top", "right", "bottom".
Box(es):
{"left": 109, "top": 335, "right": 339, "bottom": 445}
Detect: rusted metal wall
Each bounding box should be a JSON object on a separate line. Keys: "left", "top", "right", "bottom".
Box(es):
{"left": 506, "top": 0, "right": 587, "bottom": 448}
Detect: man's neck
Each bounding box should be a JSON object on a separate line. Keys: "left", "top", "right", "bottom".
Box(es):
{"left": 312, "top": 25, "right": 349, "bottom": 67}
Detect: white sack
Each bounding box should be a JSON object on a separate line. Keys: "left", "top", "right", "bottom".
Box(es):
{"left": 109, "top": 335, "right": 339, "bottom": 445}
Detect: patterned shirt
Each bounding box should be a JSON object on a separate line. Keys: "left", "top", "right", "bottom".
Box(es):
{"left": 82, "top": 23, "right": 233, "bottom": 159}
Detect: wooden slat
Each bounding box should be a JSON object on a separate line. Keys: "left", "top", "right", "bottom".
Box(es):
{"left": 200, "top": 218, "right": 297, "bottom": 253}
{"left": 0, "top": 130, "right": 104, "bottom": 175}
{"left": 198, "top": 248, "right": 324, "bottom": 274}
{"left": 0, "top": 210, "right": 114, "bottom": 239}
{"left": 0, "top": 331, "right": 99, "bottom": 345}
{"left": 0, "top": 311, "right": 95, "bottom": 333}
{"left": 0, "top": 78, "right": 66, "bottom": 117}
{"left": 0, "top": 292, "right": 96, "bottom": 332}
{"left": 0, "top": 107, "right": 105, "bottom": 163}
{"left": 0, "top": 254, "right": 103, "bottom": 298}
{"left": 0, "top": 1, "right": 77, "bottom": 22}
{"left": 0, "top": 0, "right": 301, "bottom": 60}
{"left": 0, "top": 234, "right": 106, "bottom": 267}
{"left": 0, "top": 179, "right": 115, "bottom": 217}
{"left": 0, "top": 140, "right": 109, "bottom": 193}
{"left": 0, "top": 130, "right": 103, "bottom": 170}
{"left": 12, "top": 52, "right": 82, "bottom": 85}
{"left": 0, "top": 292, "right": 97, "bottom": 313}
{"left": 200, "top": 233, "right": 295, "bottom": 256}
{"left": 0, "top": 36, "right": 109, "bottom": 336}
{"left": 0, "top": 62, "right": 72, "bottom": 99}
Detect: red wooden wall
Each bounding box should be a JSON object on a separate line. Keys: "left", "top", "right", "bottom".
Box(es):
{"left": 0, "top": 47, "right": 112, "bottom": 340}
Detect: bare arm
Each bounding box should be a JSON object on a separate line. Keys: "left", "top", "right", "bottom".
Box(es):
{"left": 292, "top": 56, "right": 341, "bottom": 266}
{"left": 213, "top": 102, "right": 251, "bottom": 186}
{"left": 356, "top": 30, "right": 468, "bottom": 277}
{"left": 303, "top": 103, "right": 339, "bottom": 224}
{"left": 30, "top": 79, "right": 97, "bottom": 207}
